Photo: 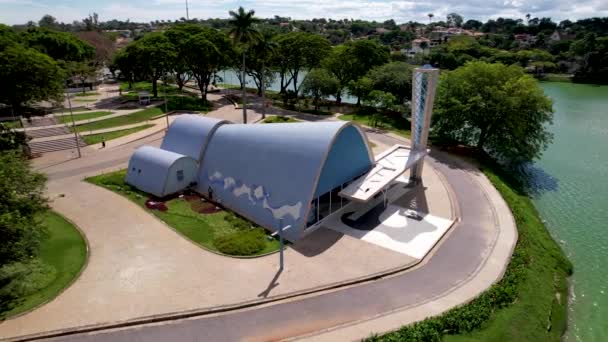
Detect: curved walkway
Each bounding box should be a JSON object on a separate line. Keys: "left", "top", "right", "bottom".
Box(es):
{"left": 0, "top": 106, "right": 516, "bottom": 341}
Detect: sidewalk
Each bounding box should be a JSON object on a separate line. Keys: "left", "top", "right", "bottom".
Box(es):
{"left": 0, "top": 147, "right": 454, "bottom": 339}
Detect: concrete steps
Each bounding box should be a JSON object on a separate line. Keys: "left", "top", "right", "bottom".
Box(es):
{"left": 28, "top": 136, "right": 87, "bottom": 154}
{"left": 26, "top": 126, "right": 70, "bottom": 139}
{"left": 22, "top": 116, "right": 58, "bottom": 128}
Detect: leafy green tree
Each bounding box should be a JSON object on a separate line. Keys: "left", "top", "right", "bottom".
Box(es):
{"left": 229, "top": 6, "right": 260, "bottom": 124}
{"left": 132, "top": 33, "right": 175, "bottom": 97}
{"left": 347, "top": 76, "right": 373, "bottom": 106}
{"left": 447, "top": 13, "right": 464, "bottom": 28}
{"left": 0, "top": 24, "right": 18, "bottom": 50}
{"left": 22, "top": 28, "right": 94, "bottom": 62}
{"left": 366, "top": 62, "right": 413, "bottom": 104}
{"left": 364, "top": 90, "right": 396, "bottom": 112}
{"left": 0, "top": 45, "right": 65, "bottom": 115}
{"left": 245, "top": 32, "right": 277, "bottom": 96}
{"left": 301, "top": 68, "right": 338, "bottom": 111}
{"left": 0, "top": 125, "right": 27, "bottom": 154}
{"left": 183, "top": 29, "right": 232, "bottom": 101}
{"left": 433, "top": 62, "right": 554, "bottom": 162}
{"left": 0, "top": 151, "right": 48, "bottom": 313}
{"left": 348, "top": 39, "right": 390, "bottom": 82}
{"left": 165, "top": 24, "right": 206, "bottom": 91}
{"left": 323, "top": 39, "right": 389, "bottom": 104}
{"left": 38, "top": 15, "right": 59, "bottom": 30}
{"left": 273, "top": 32, "right": 331, "bottom": 95}
{"left": 0, "top": 151, "right": 48, "bottom": 265}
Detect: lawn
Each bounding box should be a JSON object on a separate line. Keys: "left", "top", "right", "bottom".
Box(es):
{"left": 73, "top": 98, "right": 97, "bottom": 102}
{"left": 73, "top": 92, "right": 100, "bottom": 97}
{"left": 82, "top": 124, "right": 154, "bottom": 145}
{"left": 340, "top": 112, "right": 411, "bottom": 138}
{"left": 1, "top": 211, "right": 87, "bottom": 319}
{"left": 56, "top": 111, "right": 113, "bottom": 124}
{"left": 367, "top": 159, "right": 572, "bottom": 342}
{"left": 72, "top": 107, "right": 163, "bottom": 133}
{"left": 262, "top": 115, "right": 298, "bottom": 123}
{"left": 1, "top": 120, "right": 22, "bottom": 129}
{"left": 86, "top": 170, "right": 280, "bottom": 256}
{"left": 120, "top": 81, "right": 181, "bottom": 96}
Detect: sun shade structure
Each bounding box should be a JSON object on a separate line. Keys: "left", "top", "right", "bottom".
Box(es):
{"left": 161, "top": 115, "right": 229, "bottom": 162}
{"left": 126, "top": 146, "right": 197, "bottom": 198}
{"left": 339, "top": 145, "right": 427, "bottom": 202}
{"left": 198, "top": 121, "right": 374, "bottom": 241}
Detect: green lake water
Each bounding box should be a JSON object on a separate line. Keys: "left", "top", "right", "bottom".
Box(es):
{"left": 529, "top": 83, "right": 608, "bottom": 341}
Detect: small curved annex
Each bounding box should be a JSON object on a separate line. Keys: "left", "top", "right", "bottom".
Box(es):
{"left": 160, "top": 115, "right": 229, "bottom": 162}
{"left": 126, "top": 146, "right": 198, "bottom": 198}
{"left": 197, "top": 121, "right": 374, "bottom": 241}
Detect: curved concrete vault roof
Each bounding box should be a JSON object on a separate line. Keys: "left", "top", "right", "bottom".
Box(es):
{"left": 161, "top": 115, "right": 229, "bottom": 162}
{"left": 197, "top": 120, "right": 374, "bottom": 241}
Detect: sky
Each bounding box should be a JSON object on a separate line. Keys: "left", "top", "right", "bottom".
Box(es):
{"left": 1, "top": 0, "right": 607, "bottom": 26}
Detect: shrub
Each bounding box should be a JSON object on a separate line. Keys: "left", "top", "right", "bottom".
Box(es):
{"left": 213, "top": 229, "right": 266, "bottom": 256}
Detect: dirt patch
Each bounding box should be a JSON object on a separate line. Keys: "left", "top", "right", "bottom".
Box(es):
{"left": 182, "top": 193, "right": 222, "bottom": 214}
{"left": 145, "top": 199, "right": 168, "bottom": 211}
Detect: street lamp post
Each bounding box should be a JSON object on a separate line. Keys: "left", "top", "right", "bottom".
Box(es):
{"left": 163, "top": 78, "right": 169, "bottom": 130}
{"left": 66, "top": 91, "right": 81, "bottom": 158}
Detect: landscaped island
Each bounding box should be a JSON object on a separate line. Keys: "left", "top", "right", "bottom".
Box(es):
{"left": 87, "top": 170, "right": 280, "bottom": 257}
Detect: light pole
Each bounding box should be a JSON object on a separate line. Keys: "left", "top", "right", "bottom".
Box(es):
{"left": 65, "top": 91, "right": 81, "bottom": 158}
{"left": 276, "top": 220, "right": 292, "bottom": 270}
{"left": 185, "top": 0, "right": 189, "bottom": 20}
{"left": 163, "top": 78, "right": 169, "bottom": 130}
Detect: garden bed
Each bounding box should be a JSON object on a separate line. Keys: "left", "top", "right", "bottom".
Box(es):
{"left": 86, "top": 170, "right": 280, "bottom": 257}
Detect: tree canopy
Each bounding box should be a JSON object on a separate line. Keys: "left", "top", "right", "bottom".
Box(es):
{"left": 0, "top": 45, "right": 65, "bottom": 112}
{"left": 433, "top": 61, "right": 554, "bottom": 163}
{"left": 301, "top": 68, "right": 338, "bottom": 111}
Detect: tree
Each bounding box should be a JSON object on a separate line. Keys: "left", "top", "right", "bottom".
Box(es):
{"left": 183, "top": 29, "right": 232, "bottom": 101}
{"left": 301, "top": 68, "right": 338, "bottom": 111}
{"left": 228, "top": 6, "right": 260, "bottom": 124}
{"left": 323, "top": 39, "right": 388, "bottom": 104}
{"left": 165, "top": 24, "right": 206, "bottom": 91}
{"left": 22, "top": 28, "right": 94, "bottom": 63}
{"left": 273, "top": 32, "right": 331, "bottom": 95}
{"left": 74, "top": 31, "right": 116, "bottom": 67}
{"left": 366, "top": 62, "right": 413, "bottom": 104}
{"left": 245, "top": 33, "right": 277, "bottom": 96}
{"left": 447, "top": 13, "right": 464, "bottom": 28}
{"left": 0, "top": 151, "right": 49, "bottom": 312}
{"left": 428, "top": 13, "right": 434, "bottom": 23}
{"left": 0, "top": 45, "right": 65, "bottom": 115}
{"left": 132, "top": 33, "right": 175, "bottom": 98}
{"left": 433, "top": 62, "right": 553, "bottom": 162}
{"left": 347, "top": 76, "right": 373, "bottom": 106}
{"left": 38, "top": 15, "right": 58, "bottom": 30}
{"left": 363, "top": 90, "right": 396, "bottom": 113}
{"left": 463, "top": 19, "right": 482, "bottom": 30}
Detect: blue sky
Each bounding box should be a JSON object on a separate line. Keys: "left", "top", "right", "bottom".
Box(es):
{"left": 1, "top": 0, "right": 607, "bottom": 25}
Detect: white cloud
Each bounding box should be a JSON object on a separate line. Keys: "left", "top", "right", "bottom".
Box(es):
{"left": 0, "top": 0, "right": 607, "bottom": 25}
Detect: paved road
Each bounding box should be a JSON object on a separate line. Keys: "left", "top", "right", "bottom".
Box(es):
{"left": 42, "top": 131, "right": 512, "bottom": 342}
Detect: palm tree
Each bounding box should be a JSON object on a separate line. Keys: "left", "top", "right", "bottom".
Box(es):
{"left": 228, "top": 7, "right": 260, "bottom": 124}
{"left": 428, "top": 13, "right": 434, "bottom": 24}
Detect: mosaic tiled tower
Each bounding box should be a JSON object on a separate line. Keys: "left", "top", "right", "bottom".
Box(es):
{"left": 410, "top": 65, "right": 440, "bottom": 181}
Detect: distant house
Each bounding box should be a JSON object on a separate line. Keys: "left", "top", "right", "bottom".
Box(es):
{"left": 515, "top": 34, "right": 536, "bottom": 44}
{"left": 403, "top": 38, "right": 432, "bottom": 56}
{"left": 279, "top": 22, "right": 290, "bottom": 28}
{"left": 549, "top": 30, "right": 576, "bottom": 42}
{"left": 375, "top": 27, "right": 390, "bottom": 34}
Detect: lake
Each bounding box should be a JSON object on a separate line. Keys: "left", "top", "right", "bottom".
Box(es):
{"left": 532, "top": 82, "right": 608, "bottom": 341}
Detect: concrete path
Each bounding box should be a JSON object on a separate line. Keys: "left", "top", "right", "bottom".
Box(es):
{"left": 0, "top": 133, "right": 453, "bottom": 340}
{"left": 0, "top": 99, "right": 516, "bottom": 342}
{"left": 34, "top": 138, "right": 516, "bottom": 342}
